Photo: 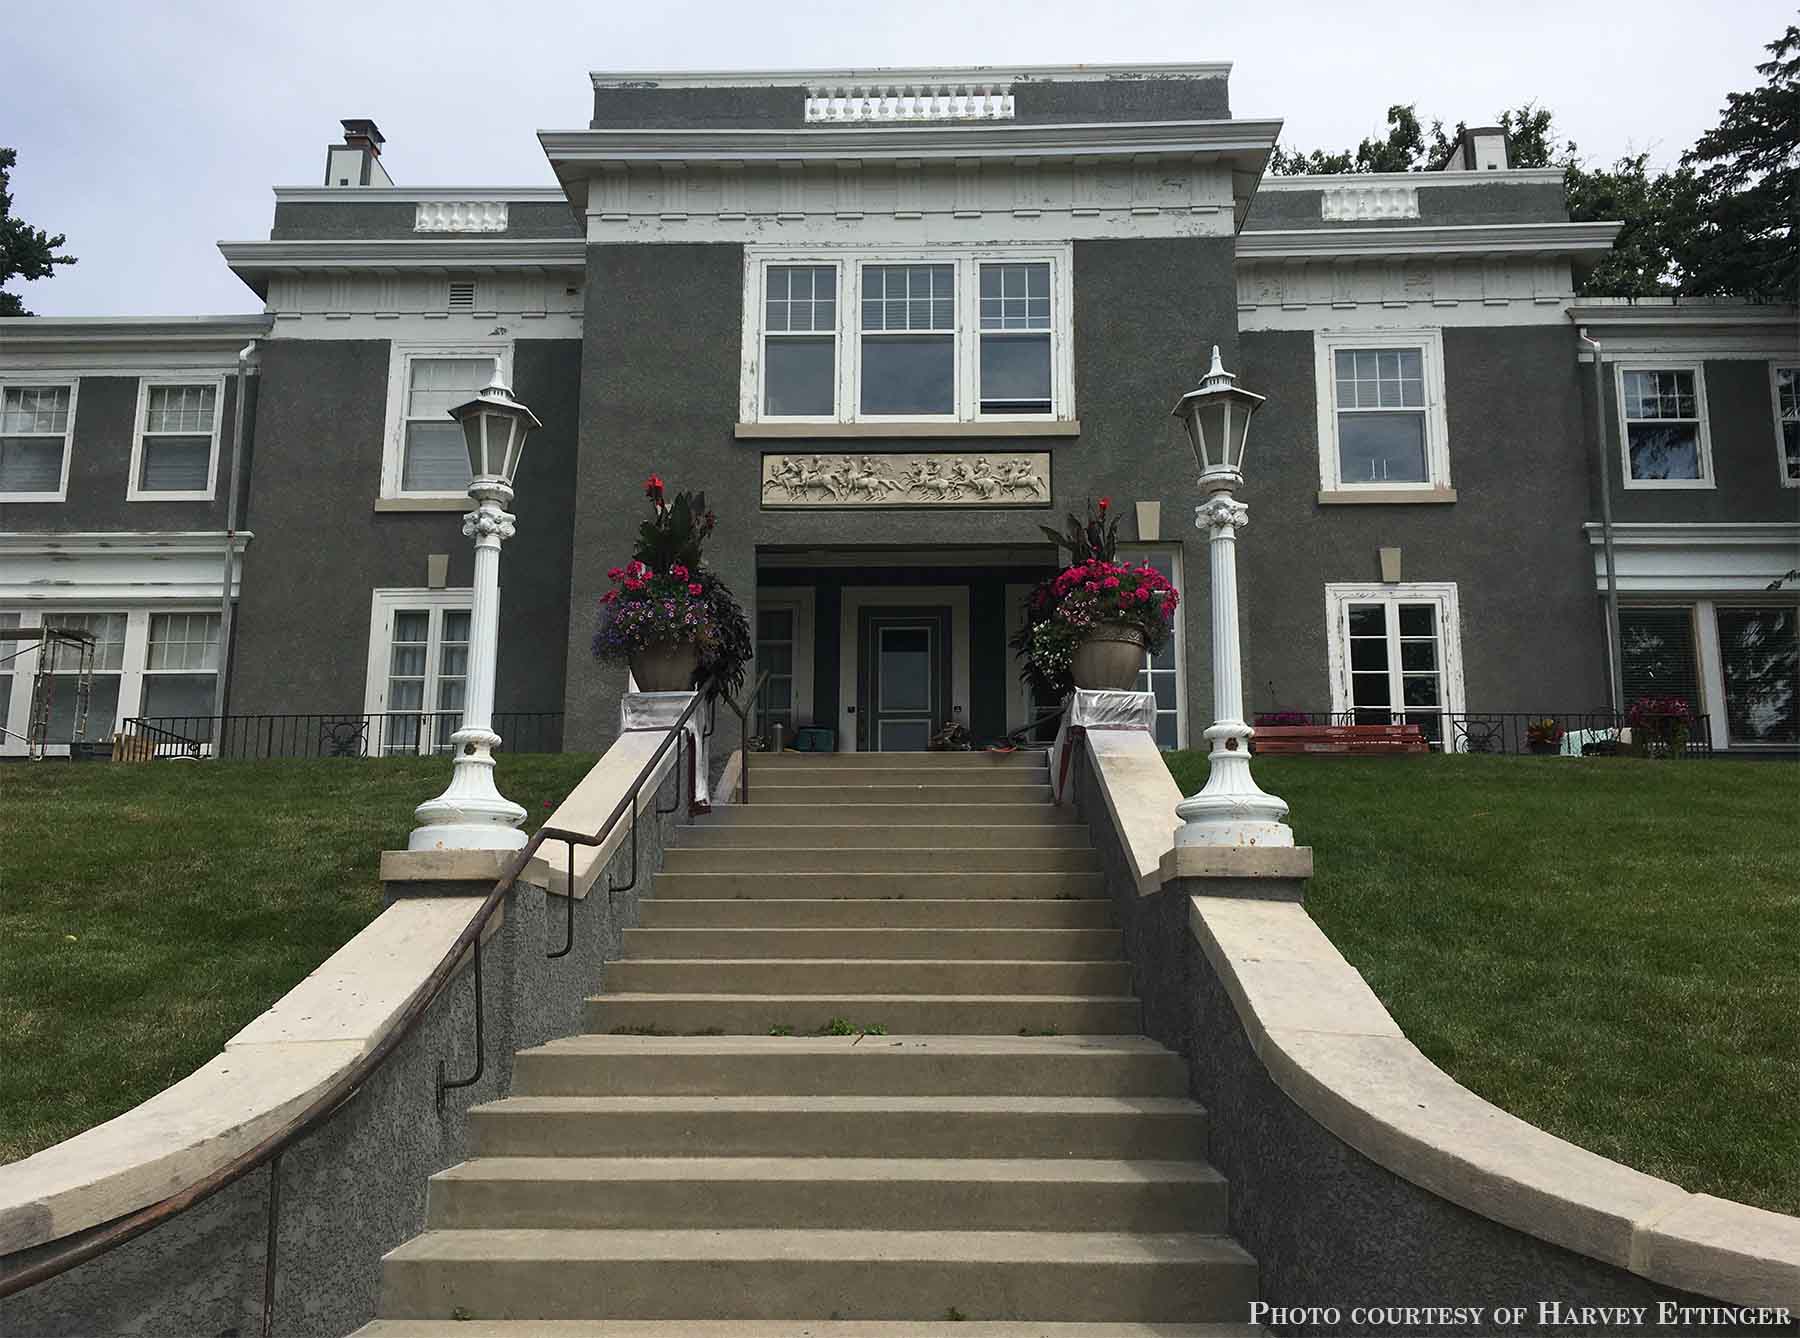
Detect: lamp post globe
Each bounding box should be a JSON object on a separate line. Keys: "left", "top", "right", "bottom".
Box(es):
{"left": 1169, "top": 346, "right": 1294, "bottom": 849}
{"left": 408, "top": 373, "right": 542, "bottom": 853}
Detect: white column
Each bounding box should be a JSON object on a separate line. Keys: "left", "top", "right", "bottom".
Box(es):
{"left": 1174, "top": 488, "right": 1294, "bottom": 848}
{"left": 409, "top": 481, "right": 527, "bottom": 851}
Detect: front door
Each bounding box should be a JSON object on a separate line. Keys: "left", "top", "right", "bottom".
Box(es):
{"left": 856, "top": 606, "right": 951, "bottom": 752}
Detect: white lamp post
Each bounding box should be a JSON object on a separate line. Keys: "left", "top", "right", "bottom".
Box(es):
{"left": 1169, "top": 346, "right": 1293, "bottom": 849}
{"left": 408, "top": 373, "right": 543, "bottom": 852}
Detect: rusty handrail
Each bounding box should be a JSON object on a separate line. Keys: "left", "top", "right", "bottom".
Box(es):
{"left": 0, "top": 674, "right": 731, "bottom": 1312}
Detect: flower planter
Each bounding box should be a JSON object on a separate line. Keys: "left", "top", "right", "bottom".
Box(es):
{"left": 1071, "top": 622, "right": 1147, "bottom": 690}
{"left": 1528, "top": 741, "right": 1562, "bottom": 756}
{"left": 630, "top": 640, "right": 701, "bottom": 692}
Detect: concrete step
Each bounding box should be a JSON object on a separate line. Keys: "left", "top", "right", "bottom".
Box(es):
{"left": 606, "top": 960, "right": 1134, "bottom": 996}
{"left": 356, "top": 1321, "right": 1266, "bottom": 1337}
{"left": 583, "top": 994, "right": 1141, "bottom": 1036}
{"left": 378, "top": 1228, "right": 1256, "bottom": 1323}
{"left": 623, "top": 928, "right": 1124, "bottom": 960}
{"left": 748, "top": 784, "right": 1056, "bottom": 805}
{"left": 471, "top": 1096, "right": 1205, "bottom": 1160}
{"left": 750, "top": 750, "right": 1049, "bottom": 769}
{"left": 671, "top": 826, "right": 1093, "bottom": 850}
{"left": 637, "top": 898, "right": 1116, "bottom": 929}
{"left": 756, "top": 767, "right": 1052, "bottom": 788}
{"left": 661, "top": 846, "right": 1101, "bottom": 872}
{"left": 426, "top": 1157, "right": 1228, "bottom": 1232}
{"left": 706, "top": 804, "right": 1078, "bottom": 827}
{"left": 511, "top": 1035, "right": 1187, "bottom": 1097}
{"left": 649, "top": 871, "right": 1105, "bottom": 900}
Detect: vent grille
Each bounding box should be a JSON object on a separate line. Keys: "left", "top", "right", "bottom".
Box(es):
{"left": 447, "top": 280, "right": 477, "bottom": 312}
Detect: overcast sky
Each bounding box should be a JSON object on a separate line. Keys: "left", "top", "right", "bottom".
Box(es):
{"left": 3, "top": 0, "right": 1789, "bottom": 317}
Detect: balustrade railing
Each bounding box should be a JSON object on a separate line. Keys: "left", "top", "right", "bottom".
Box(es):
{"left": 805, "top": 82, "right": 1014, "bottom": 123}
{"left": 115, "top": 711, "right": 564, "bottom": 761}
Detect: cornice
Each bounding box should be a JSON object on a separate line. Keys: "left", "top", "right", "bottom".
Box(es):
{"left": 1583, "top": 522, "right": 1800, "bottom": 546}
{"left": 590, "top": 63, "right": 1232, "bottom": 89}
{"left": 1256, "top": 168, "right": 1565, "bottom": 189}
{"left": 0, "top": 314, "right": 272, "bottom": 351}
{"left": 1236, "top": 221, "right": 1621, "bottom": 260}
{"left": 219, "top": 239, "right": 586, "bottom": 295}
{"left": 272, "top": 186, "right": 569, "bottom": 205}
{"left": 0, "top": 531, "right": 255, "bottom": 554}
{"left": 1569, "top": 300, "right": 1798, "bottom": 327}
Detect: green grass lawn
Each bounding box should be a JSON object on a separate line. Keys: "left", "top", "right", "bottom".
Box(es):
{"left": 0, "top": 754, "right": 595, "bottom": 1165}
{"left": 1165, "top": 751, "right": 1800, "bottom": 1217}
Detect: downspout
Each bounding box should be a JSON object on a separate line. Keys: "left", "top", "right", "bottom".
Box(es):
{"left": 213, "top": 340, "right": 257, "bottom": 729}
{"left": 1580, "top": 327, "right": 1625, "bottom": 715}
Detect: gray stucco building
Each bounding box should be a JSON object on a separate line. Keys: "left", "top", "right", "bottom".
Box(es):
{"left": 2, "top": 65, "right": 1796, "bottom": 759}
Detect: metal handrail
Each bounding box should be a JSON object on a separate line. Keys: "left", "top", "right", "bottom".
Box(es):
{"left": 720, "top": 669, "right": 770, "bottom": 803}
{"left": 0, "top": 674, "right": 737, "bottom": 1327}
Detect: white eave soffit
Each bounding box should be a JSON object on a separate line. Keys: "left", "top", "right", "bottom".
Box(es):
{"left": 1235, "top": 221, "right": 1623, "bottom": 262}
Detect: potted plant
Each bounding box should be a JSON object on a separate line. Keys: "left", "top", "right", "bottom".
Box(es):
{"left": 1626, "top": 696, "right": 1693, "bottom": 758}
{"left": 1013, "top": 498, "right": 1181, "bottom": 695}
{"left": 592, "top": 475, "right": 751, "bottom": 696}
{"left": 1525, "top": 716, "right": 1565, "bottom": 755}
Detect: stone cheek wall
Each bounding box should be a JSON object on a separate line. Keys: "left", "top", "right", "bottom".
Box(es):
{"left": 0, "top": 762, "right": 684, "bottom": 1338}
{"left": 1067, "top": 749, "right": 1785, "bottom": 1338}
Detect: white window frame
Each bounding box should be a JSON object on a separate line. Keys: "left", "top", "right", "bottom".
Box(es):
{"left": 379, "top": 343, "right": 512, "bottom": 501}
{"left": 127, "top": 374, "right": 226, "bottom": 502}
{"left": 1615, "top": 361, "right": 1714, "bottom": 491}
{"left": 1120, "top": 543, "right": 1188, "bottom": 750}
{"left": 1770, "top": 362, "right": 1799, "bottom": 489}
{"left": 0, "top": 377, "right": 78, "bottom": 503}
{"left": 363, "top": 587, "right": 475, "bottom": 755}
{"left": 740, "top": 245, "right": 1075, "bottom": 427}
{"left": 1313, "top": 330, "right": 1451, "bottom": 494}
{"left": 754, "top": 587, "right": 816, "bottom": 735}
{"left": 1324, "top": 582, "right": 1467, "bottom": 738}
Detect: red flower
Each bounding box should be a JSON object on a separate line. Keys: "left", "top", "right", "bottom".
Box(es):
{"left": 624, "top": 578, "right": 645, "bottom": 591}
{"left": 670, "top": 563, "right": 689, "bottom": 580}
{"left": 645, "top": 474, "right": 665, "bottom": 501}
{"left": 1098, "top": 497, "right": 1111, "bottom": 511}
{"left": 1102, "top": 576, "right": 1120, "bottom": 589}
{"left": 607, "top": 566, "right": 624, "bottom": 581}
{"left": 687, "top": 582, "right": 704, "bottom": 596}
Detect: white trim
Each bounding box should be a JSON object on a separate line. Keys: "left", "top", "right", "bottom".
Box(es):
{"left": 1120, "top": 542, "right": 1188, "bottom": 750}
{"left": 126, "top": 374, "right": 226, "bottom": 502}
{"left": 0, "top": 376, "right": 77, "bottom": 502}
{"left": 1614, "top": 361, "right": 1714, "bottom": 491}
{"left": 1770, "top": 361, "right": 1799, "bottom": 489}
{"left": 1693, "top": 598, "right": 1729, "bottom": 753}
{"left": 755, "top": 586, "right": 817, "bottom": 731}
{"left": 363, "top": 588, "right": 475, "bottom": 755}
{"left": 591, "top": 63, "right": 1234, "bottom": 88}
{"left": 1003, "top": 582, "right": 1038, "bottom": 737}
{"left": 379, "top": 343, "right": 512, "bottom": 502}
{"left": 1313, "top": 330, "right": 1451, "bottom": 494}
{"left": 272, "top": 186, "right": 567, "bottom": 204}
{"left": 1582, "top": 523, "right": 1800, "bottom": 595}
{"left": 0, "top": 315, "right": 272, "bottom": 371}
{"left": 837, "top": 585, "right": 971, "bottom": 753}
{"left": 1257, "top": 167, "right": 1567, "bottom": 189}
{"left": 1236, "top": 221, "right": 1620, "bottom": 262}
{"left": 1324, "top": 582, "right": 1467, "bottom": 730}
{"left": 740, "top": 244, "right": 1074, "bottom": 427}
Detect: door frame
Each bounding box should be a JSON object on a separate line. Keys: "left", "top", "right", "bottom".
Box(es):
{"left": 858, "top": 605, "right": 952, "bottom": 752}
{"left": 838, "top": 584, "right": 970, "bottom": 753}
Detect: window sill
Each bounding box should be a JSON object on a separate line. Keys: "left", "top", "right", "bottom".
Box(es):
{"left": 1619, "top": 480, "right": 1717, "bottom": 491}
{"left": 736, "top": 420, "right": 1081, "bottom": 441}
{"left": 1317, "top": 487, "right": 1458, "bottom": 505}
{"left": 374, "top": 497, "right": 470, "bottom": 513}
{"left": 0, "top": 493, "right": 67, "bottom": 503}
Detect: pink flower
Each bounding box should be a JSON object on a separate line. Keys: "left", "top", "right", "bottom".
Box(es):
{"left": 1084, "top": 581, "right": 1100, "bottom": 592}
{"left": 1102, "top": 576, "right": 1120, "bottom": 589}
{"left": 670, "top": 563, "right": 689, "bottom": 580}
{"left": 624, "top": 578, "right": 645, "bottom": 591}
{"left": 687, "top": 582, "right": 704, "bottom": 596}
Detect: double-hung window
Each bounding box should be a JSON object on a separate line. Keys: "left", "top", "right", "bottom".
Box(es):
{"left": 1772, "top": 364, "right": 1799, "bottom": 487}
{"left": 745, "top": 247, "right": 1072, "bottom": 425}
{"left": 1326, "top": 584, "right": 1464, "bottom": 748}
{"left": 381, "top": 345, "right": 511, "bottom": 500}
{"left": 1617, "top": 365, "right": 1712, "bottom": 487}
{"left": 0, "top": 381, "right": 76, "bottom": 500}
{"left": 365, "top": 589, "right": 473, "bottom": 755}
{"left": 130, "top": 378, "right": 223, "bottom": 500}
{"left": 1314, "top": 331, "right": 1450, "bottom": 495}
{"left": 141, "top": 613, "right": 221, "bottom": 734}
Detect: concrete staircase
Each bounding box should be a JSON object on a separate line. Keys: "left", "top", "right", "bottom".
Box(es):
{"left": 356, "top": 749, "right": 1261, "bottom": 1338}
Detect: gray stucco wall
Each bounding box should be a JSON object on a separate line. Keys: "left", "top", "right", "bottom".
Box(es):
{"left": 0, "top": 375, "right": 246, "bottom": 534}
{"left": 1587, "top": 358, "right": 1798, "bottom": 524}
{"left": 562, "top": 235, "right": 1240, "bottom": 752}
{"left": 1236, "top": 326, "right": 1606, "bottom": 715}
{"left": 227, "top": 338, "right": 578, "bottom": 723}
{"left": 1243, "top": 179, "right": 1569, "bottom": 230}
{"left": 269, "top": 201, "right": 582, "bottom": 241}
{"left": 0, "top": 762, "right": 686, "bottom": 1338}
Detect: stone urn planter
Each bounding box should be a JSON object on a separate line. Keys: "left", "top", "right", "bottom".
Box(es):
{"left": 1070, "top": 622, "right": 1147, "bottom": 690}
{"left": 630, "top": 640, "right": 701, "bottom": 692}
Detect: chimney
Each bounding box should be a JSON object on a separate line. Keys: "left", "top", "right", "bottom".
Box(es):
{"left": 1440, "top": 125, "right": 1509, "bottom": 172}
{"left": 323, "top": 118, "right": 394, "bottom": 188}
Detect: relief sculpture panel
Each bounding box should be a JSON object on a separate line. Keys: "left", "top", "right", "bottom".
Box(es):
{"left": 760, "top": 452, "right": 1051, "bottom": 507}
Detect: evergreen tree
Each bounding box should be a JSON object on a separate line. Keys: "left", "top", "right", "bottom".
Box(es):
{"left": 1, "top": 148, "right": 77, "bottom": 318}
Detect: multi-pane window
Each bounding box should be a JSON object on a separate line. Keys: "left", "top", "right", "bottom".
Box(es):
{"left": 0, "top": 612, "right": 17, "bottom": 736}
{"left": 1132, "top": 551, "right": 1182, "bottom": 750}
{"left": 755, "top": 606, "right": 797, "bottom": 738}
{"left": 401, "top": 358, "right": 490, "bottom": 492}
{"left": 1715, "top": 605, "right": 1797, "bottom": 746}
{"left": 41, "top": 612, "right": 128, "bottom": 744}
{"left": 372, "top": 598, "right": 472, "bottom": 755}
{"left": 745, "top": 249, "right": 1069, "bottom": 424}
{"left": 978, "top": 263, "right": 1052, "bottom": 414}
{"left": 134, "top": 383, "right": 218, "bottom": 495}
{"left": 1315, "top": 332, "right": 1449, "bottom": 493}
{"left": 1619, "top": 367, "right": 1709, "bottom": 484}
{"left": 0, "top": 384, "right": 74, "bottom": 497}
{"left": 1618, "top": 606, "right": 1701, "bottom": 709}
{"left": 762, "top": 266, "right": 837, "bottom": 417}
{"left": 141, "top": 613, "right": 221, "bottom": 734}
{"left": 1774, "top": 366, "right": 1799, "bottom": 486}
{"left": 861, "top": 264, "right": 956, "bottom": 415}
{"left": 1327, "top": 585, "right": 1462, "bottom": 749}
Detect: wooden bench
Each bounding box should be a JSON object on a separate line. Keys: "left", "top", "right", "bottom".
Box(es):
{"left": 1252, "top": 723, "right": 1429, "bottom": 755}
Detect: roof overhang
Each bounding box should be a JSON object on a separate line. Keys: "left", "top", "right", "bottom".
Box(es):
{"left": 1236, "top": 221, "right": 1623, "bottom": 264}
{"left": 590, "top": 63, "right": 1234, "bottom": 89}
{"left": 217, "top": 239, "right": 585, "bottom": 299}
{"left": 0, "top": 314, "right": 273, "bottom": 367}
{"left": 1570, "top": 299, "right": 1800, "bottom": 360}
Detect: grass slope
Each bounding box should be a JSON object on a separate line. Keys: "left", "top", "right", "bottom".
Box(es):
{"left": 1166, "top": 752, "right": 1800, "bottom": 1216}
{"left": 0, "top": 755, "right": 594, "bottom": 1164}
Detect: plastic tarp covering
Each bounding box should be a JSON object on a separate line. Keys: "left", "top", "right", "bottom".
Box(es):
{"left": 619, "top": 690, "right": 708, "bottom": 809}
{"left": 1051, "top": 689, "right": 1156, "bottom": 801}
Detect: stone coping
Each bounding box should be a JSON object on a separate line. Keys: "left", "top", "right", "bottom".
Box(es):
{"left": 0, "top": 734, "right": 670, "bottom": 1258}
{"left": 1078, "top": 729, "right": 1181, "bottom": 895}
{"left": 1186, "top": 894, "right": 1800, "bottom": 1308}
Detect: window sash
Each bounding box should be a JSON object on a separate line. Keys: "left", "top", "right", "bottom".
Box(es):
{"left": 1774, "top": 366, "right": 1799, "bottom": 485}
{"left": 1327, "top": 585, "right": 1462, "bottom": 745}
{"left": 369, "top": 596, "right": 474, "bottom": 756}
{"left": 383, "top": 349, "right": 507, "bottom": 498}
{"left": 1616, "top": 365, "right": 1711, "bottom": 488}
{"left": 1315, "top": 334, "right": 1447, "bottom": 492}
{"left": 0, "top": 384, "right": 74, "bottom": 497}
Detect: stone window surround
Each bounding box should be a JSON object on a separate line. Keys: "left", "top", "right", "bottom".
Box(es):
{"left": 1614, "top": 359, "right": 1715, "bottom": 492}
{"left": 0, "top": 376, "right": 79, "bottom": 503}
{"left": 127, "top": 373, "right": 226, "bottom": 503}
{"left": 378, "top": 342, "right": 513, "bottom": 503}
{"left": 739, "top": 243, "right": 1075, "bottom": 429}
{"left": 1311, "top": 328, "right": 1452, "bottom": 500}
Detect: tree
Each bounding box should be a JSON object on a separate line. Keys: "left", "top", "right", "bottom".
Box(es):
{"left": 1, "top": 148, "right": 76, "bottom": 317}
{"left": 1268, "top": 104, "right": 1458, "bottom": 175}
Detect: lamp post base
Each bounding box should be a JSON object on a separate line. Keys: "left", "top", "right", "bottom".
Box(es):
{"left": 1173, "top": 723, "right": 1294, "bottom": 849}
{"left": 408, "top": 727, "right": 528, "bottom": 852}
